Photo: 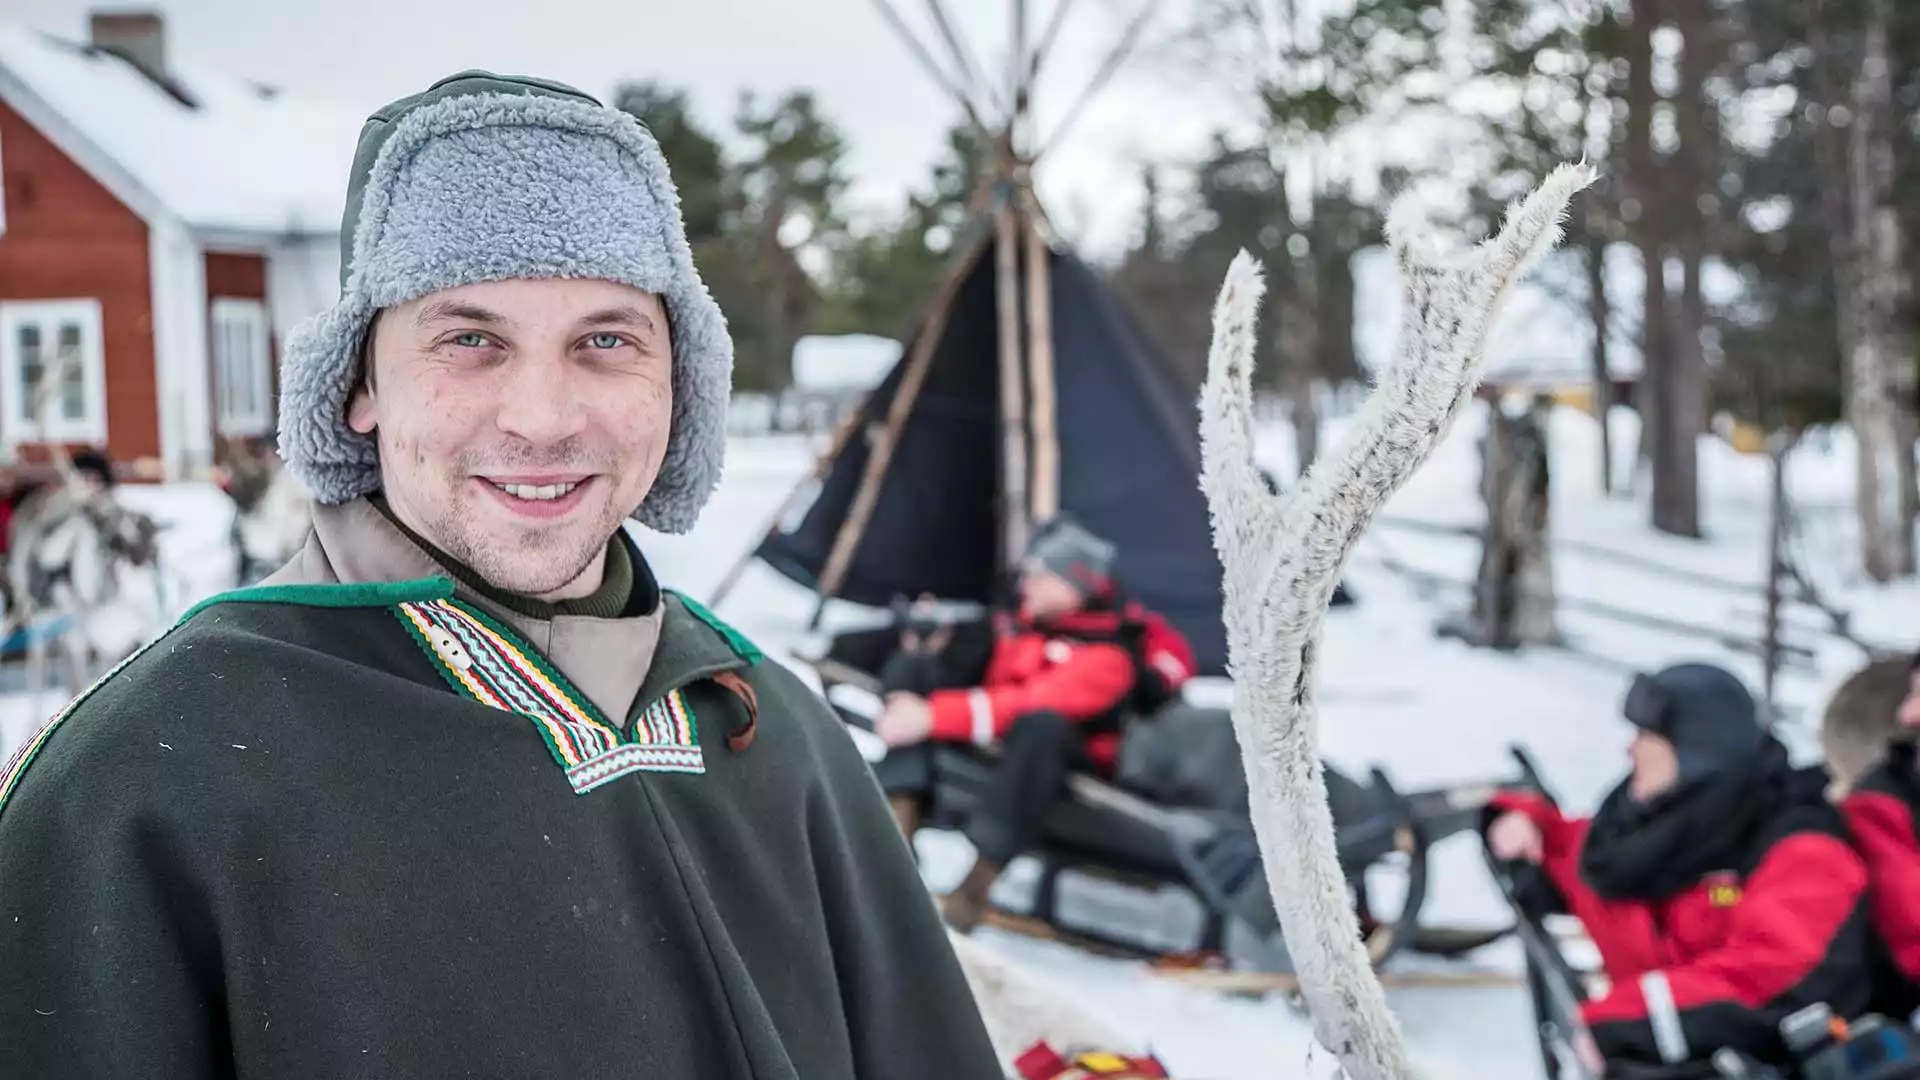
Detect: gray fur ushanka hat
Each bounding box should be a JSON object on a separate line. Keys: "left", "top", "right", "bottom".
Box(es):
{"left": 276, "top": 70, "right": 732, "bottom": 534}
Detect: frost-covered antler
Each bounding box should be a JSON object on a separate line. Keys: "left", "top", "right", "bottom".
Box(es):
{"left": 1196, "top": 161, "right": 1598, "bottom": 1080}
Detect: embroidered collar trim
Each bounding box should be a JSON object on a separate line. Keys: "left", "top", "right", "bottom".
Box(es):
{"left": 394, "top": 596, "right": 704, "bottom": 793}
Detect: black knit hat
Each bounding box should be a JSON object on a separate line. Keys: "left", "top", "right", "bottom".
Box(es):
{"left": 1623, "top": 663, "right": 1767, "bottom": 782}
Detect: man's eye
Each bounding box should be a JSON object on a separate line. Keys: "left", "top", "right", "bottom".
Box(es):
{"left": 453, "top": 332, "right": 489, "bottom": 348}
{"left": 589, "top": 333, "right": 625, "bottom": 350}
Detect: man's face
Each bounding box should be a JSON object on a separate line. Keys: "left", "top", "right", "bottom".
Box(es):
{"left": 1628, "top": 728, "right": 1679, "bottom": 803}
{"left": 1018, "top": 566, "right": 1085, "bottom": 621}
{"left": 347, "top": 277, "right": 673, "bottom": 600}
{"left": 1900, "top": 668, "right": 1920, "bottom": 730}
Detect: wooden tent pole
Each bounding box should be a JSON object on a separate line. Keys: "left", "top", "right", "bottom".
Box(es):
{"left": 1022, "top": 185, "right": 1059, "bottom": 523}
{"left": 1033, "top": 0, "right": 1157, "bottom": 162}
{"left": 869, "top": 0, "right": 996, "bottom": 143}
{"left": 1023, "top": 0, "right": 1079, "bottom": 90}
{"left": 1011, "top": 0, "right": 1029, "bottom": 123}
{"left": 705, "top": 402, "right": 869, "bottom": 610}
{"left": 807, "top": 233, "right": 992, "bottom": 626}
{"left": 923, "top": 0, "right": 1001, "bottom": 115}
{"left": 993, "top": 180, "right": 1032, "bottom": 568}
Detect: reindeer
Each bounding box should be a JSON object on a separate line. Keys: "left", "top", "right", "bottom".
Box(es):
{"left": 219, "top": 439, "right": 313, "bottom": 586}
{"left": 3, "top": 473, "right": 166, "bottom": 705}
{"left": 1195, "top": 161, "right": 1597, "bottom": 1079}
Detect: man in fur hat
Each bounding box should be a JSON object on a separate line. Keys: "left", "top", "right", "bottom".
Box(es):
{"left": 0, "top": 72, "right": 1003, "bottom": 1079}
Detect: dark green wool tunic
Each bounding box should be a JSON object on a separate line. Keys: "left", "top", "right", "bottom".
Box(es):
{"left": 0, "top": 576, "right": 1004, "bottom": 1079}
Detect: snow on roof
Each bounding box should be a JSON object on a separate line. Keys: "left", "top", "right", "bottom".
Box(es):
{"left": 790, "top": 333, "right": 901, "bottom": 392}
{"left": 0, "top": 22, "right": 370, "bottom": 235}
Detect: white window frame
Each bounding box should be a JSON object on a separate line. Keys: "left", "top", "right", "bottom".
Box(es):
{"left": 0, "top": 299, "right": 108, "bottom": 446}
{"left": 210, "top": 296, "right": 272, "bottom": 437}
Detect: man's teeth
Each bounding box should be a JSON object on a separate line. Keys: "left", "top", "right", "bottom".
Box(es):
{"left": 495, "top": 481, "right": 579, "bottom": 501}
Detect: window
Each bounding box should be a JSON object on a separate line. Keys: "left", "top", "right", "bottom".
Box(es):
{"left": 0, "top": 299, "right": 106, "bottom": 445}
{"left": 211, "top": 297, "right": 272, "bottom": 436}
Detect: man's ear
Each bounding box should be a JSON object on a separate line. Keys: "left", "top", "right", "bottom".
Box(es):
{"left": 346, "top": 383, "right": 376, "bottom": 435}
{"left": 346, "top": 319, "right": 379, "bottom": 435}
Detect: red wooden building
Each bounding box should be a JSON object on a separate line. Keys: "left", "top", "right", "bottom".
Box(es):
{"left": 0, "top": 10, "right": 365, "bottom": 479}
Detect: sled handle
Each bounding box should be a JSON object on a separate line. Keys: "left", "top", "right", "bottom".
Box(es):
{"left": 1508, "top": 744, "right": 1562, "bottom": 810}
{"left": 1482, "top": 843, "right": 1603, "bottom": 1080}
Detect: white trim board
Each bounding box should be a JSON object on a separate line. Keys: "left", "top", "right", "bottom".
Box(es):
{"left": 210, "top": 295, "right": 272, "bottom": 437}
{"left": 148, "top": 218, "right": 211, "bottom": 476}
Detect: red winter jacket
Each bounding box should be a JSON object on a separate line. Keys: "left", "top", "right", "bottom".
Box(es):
{"left": 1841, "top": 744, "right": 1920, "bottom": 985}
{"left": 1488, "top": 788, "right": 1870, "bottom": 1063}
{"left": 925, "top": 604, "right": 1195, "bottom": 770}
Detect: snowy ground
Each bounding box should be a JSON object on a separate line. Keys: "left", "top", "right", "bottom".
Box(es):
{"left": 2, "top": 403, "right": 1912, "bottom": 1078}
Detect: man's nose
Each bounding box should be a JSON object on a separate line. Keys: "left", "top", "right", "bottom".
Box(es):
{"left": 493, "top": 352, "right": 588, "bottom": 444}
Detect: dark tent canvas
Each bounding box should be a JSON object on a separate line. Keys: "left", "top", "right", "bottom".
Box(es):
{"left": 752, "top": 239, "right": 1234, "bottom": 677}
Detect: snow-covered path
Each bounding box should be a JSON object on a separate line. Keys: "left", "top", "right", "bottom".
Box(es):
{"left": 2, "top": 405, "right": 1910, "bottom": 1078}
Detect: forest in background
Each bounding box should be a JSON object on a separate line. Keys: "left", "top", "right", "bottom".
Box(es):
{"left": 615, "top": 0, "right": 1920, "bottom": 580}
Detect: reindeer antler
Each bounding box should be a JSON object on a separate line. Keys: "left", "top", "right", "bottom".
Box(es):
{"left": 1196, "top": 161, "right": 1597, "bottom": 1080}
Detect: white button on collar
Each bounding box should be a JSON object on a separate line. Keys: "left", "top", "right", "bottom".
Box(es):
{"left": 429, "top": 627, "right": 472, "bottom": 670}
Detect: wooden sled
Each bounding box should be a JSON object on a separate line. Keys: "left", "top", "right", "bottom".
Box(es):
{"left": 799, "top": 620, "right": 1520, "bottom": 988}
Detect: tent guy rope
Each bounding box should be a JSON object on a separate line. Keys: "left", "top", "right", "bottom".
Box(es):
{"left": 1196, "top": 159, "right": 1598, "bottom": 1080}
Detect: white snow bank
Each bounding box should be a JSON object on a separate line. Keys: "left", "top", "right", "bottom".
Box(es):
{"left": 0, "top": 407, "right": 1910, "bottom": 1079}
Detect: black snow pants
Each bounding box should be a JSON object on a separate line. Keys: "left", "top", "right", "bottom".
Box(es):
{"left": 870, "top": 650, "right": 1086, "bottom": 866}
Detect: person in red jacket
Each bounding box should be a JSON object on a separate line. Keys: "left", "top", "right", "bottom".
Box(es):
{"left": 1906, "top": 655, "right": 1920, "bottom": 728}
{"left": 1834, "top": 652, "right": 1920, "bottom": 1011}
{"left": 1486, "top": 662, "right": 1874, "bottom": 1074}
{"left": 871, "top": 518, "right": 1196, "bottom": 932}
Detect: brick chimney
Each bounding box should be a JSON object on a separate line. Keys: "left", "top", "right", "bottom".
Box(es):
{"left": 89, "top": 9, "right": 167, "bottom": 84}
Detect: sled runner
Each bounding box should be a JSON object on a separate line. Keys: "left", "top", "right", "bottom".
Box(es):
{"left": 799, "top": 617, "right": 1517, "bottom": 986}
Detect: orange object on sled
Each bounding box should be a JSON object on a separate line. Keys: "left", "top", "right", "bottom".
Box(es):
{"left": 1015, "top": 1041, "right": 1171, "bottom": 1079}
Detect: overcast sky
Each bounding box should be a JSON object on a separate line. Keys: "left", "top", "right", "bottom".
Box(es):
{"left": 13, "top": 0, "right": 1265, "bottom": 261}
